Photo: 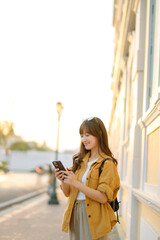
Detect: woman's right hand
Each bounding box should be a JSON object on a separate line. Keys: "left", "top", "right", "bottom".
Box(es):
{"left": 55, "top": 168, "right": 66, "bottom": 182}
{"left": 55, "top": 168, "right": 70, "bottom": 197}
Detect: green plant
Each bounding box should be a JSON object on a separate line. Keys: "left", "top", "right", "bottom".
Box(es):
{"left": 0, "top": 160, "right": 8, "bottom": 172}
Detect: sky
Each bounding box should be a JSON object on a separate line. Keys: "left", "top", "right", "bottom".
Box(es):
{"left": 0, "top": 0, "right": 115, "bottom": 151}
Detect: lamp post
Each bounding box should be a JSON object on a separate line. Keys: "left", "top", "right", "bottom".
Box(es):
{"left": 48, "top": 102, "right": 63, "bottom": 205}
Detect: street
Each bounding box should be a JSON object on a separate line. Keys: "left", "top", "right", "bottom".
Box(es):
{"left": 0, "top": 190, "right": 69, "bottom": 240}
{"left": 0, "top": 172, "right": 120, "bottom": 240}
{"left": 0, "top": 189, "right": 120, "bottom": 240}
{"left": 0, "top": 187, "right": 121, "bottom": 240}
{"left": 0, "top": 172, "right": 48, "bottom": 204}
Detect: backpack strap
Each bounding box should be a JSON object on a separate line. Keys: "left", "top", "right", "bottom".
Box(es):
{"left": 99, "top": 157, "right": 120, "bottom": 224}
{"left": 99, "top": 158, "right": 112, "bottom": 176}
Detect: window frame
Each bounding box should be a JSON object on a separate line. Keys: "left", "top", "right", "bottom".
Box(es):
{"left": 143, "top": 114, "right": 160, "bottom": 198}
{"left": 146, "top": 0, "right": 160, "bottom": 109}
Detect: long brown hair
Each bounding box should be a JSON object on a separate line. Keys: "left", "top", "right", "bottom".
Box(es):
{"left": 72, "top": 117, "right": 118, "bottom": 172}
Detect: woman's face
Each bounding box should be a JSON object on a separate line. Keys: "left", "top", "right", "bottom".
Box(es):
{"left": 80, "top": 131, "right": 98, "bottom": 151}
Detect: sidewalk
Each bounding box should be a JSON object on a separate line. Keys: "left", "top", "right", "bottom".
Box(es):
{"left": 0, "top": 189, "right": 120, "bottom": 240}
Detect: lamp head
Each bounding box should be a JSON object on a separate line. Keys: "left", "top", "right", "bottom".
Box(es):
{"left": 56, "top": 102, "right": 63, "bottom": 115}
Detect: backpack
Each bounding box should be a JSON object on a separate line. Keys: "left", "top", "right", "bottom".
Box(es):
{"left": 99, "top": 158, "right": 120, "bottom": 223}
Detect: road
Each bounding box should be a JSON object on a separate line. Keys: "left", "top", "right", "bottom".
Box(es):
{"left": 0, "top": 190, "right": 120, "bottom": 240}
{"left": 0, "top": 172, "right": 121, "bottom": 240}
{"left": 0, "top": 190, "right": 69, "bottom": 240}
{"left": 0, "top": 172, "right": 48, "bottom": 204}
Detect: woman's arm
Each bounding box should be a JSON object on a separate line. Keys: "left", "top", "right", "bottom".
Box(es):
{"left": 61, "top": 181, "right": 70, "bottom": 197}
{"left": 76, "top": 181, "right": 108, "bottom": 204}
{"left": 55, "top": 169, "right": 70, "bottom": 197}
{"left": 64, "top": 171, "right": 108, "bottom": 204}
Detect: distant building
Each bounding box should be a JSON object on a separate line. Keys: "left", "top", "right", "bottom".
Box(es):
{"left": 109, "top": 1, "right": 160, "bottom": 239}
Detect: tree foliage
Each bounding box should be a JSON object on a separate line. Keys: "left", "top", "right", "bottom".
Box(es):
{"left": 0, "top": 121, "right": 14, "bottom": 146}
{"left": 10, "top": 141, "right": 30, "bottom": 151}
{"left": 0, "top": 121, "right": 52, "bottom": 152}
{"left": 10, "top": 140, "right": 52, "bottom": 151}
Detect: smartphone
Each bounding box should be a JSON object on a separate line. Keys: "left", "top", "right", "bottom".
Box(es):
{"left": 52, "top": 161, "right": 66, "bottom": 171}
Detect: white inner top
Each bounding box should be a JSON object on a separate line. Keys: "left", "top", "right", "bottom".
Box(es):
{"left": 76, "top": 158, "right": 98, "bottom": 200}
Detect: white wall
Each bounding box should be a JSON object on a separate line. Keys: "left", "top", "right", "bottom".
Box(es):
{"left": 0, "top": 150, "right": 74, "bottom": 172}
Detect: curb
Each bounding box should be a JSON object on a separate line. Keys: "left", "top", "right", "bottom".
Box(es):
{"left": 0, "top": 187, "right": 47, "bottom": 211}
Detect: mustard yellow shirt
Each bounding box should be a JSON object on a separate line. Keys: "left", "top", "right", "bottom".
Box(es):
{"left": 62, "top": 152, "right": 120, "bottom": 239}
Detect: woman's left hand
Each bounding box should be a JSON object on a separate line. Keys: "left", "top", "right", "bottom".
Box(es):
{"left": 63, "top": 171, "right": 78, "bottom": 187}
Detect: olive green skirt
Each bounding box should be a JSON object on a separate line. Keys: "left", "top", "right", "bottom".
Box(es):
{"left": 69, "top": 200, "right": 108, "bottom": 240}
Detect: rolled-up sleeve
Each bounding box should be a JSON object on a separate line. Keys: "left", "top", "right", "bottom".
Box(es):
{"left": 97, "top": 161, "right": 120, "bottom": 202}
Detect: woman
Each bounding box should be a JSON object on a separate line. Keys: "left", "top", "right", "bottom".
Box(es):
{"left": 55, "top": 117, "right": 120, "bottom": 240}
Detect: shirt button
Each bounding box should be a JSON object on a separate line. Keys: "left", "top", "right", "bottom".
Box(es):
{"left": 88, "top": 215, "right": 91, "bottom": 218}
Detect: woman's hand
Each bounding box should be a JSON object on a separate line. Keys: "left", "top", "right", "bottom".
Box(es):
{"left": 55, "top": 168, "right": 71, "bottom": 197}
{"left": 63, "top": 171, "right": 78, "bottom": 187}
{"left": 55, "top": 168, "right": 66, "bottom": 182}
{"left": 57, "top": 170, "right": 108, "bottom": 203}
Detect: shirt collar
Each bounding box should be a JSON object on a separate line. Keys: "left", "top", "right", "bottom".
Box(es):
{"left": 96, "top": 153, "right": 110, "bottom": 163}
{"left": 83, "top": 152, "right": 110, "bottom": 164}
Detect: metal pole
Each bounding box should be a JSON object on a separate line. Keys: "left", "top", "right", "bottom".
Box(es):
{"left": 48, "top": 114, "right": 61, "bottom": 205}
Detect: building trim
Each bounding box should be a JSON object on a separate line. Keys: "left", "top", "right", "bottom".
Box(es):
{"left": 138, "top": 98, "right": 160, "bottom": 129}
{"left": 133, "top": 188, "right": 160, "bottom": 216}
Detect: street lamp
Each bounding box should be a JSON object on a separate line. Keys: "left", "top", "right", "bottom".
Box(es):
{"left": 48, "top": 102, "right": 63, "bottom": 205}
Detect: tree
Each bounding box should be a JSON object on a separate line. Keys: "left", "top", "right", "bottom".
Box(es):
{"left": 10, "top": 141, "right": 30, "bottom": 151}
{"left": 0, "top": 121, "right": 14, "bottom": 147}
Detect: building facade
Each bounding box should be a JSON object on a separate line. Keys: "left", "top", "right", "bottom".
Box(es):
{"left": 109, "top": 0, "right": 160, "bottom": 239}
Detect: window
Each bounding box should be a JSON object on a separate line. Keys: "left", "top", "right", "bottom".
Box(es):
{"left": 148, "top": 0, "right": 156, "bottom": 106}
{"left": 159, "top": 43, "right": 160, "bottom": 86}
{"left": 146, "top": 127, "right": 159, "bottom": 185}
{"left": 144, "top": 118, "right": 160, "bottom": 198}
